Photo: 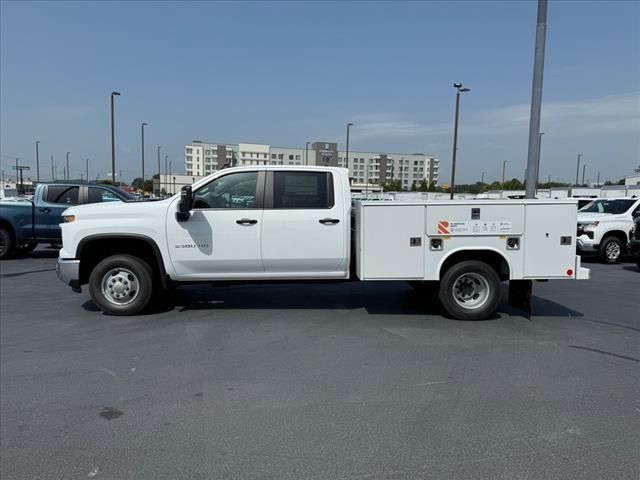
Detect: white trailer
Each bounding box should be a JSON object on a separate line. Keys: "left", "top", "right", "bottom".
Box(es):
{"left": 55, "top": 166, "right": 589, "bottom": 320}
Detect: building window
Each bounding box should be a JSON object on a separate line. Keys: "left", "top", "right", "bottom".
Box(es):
{"left": 272, "top": 154, "right": 277, "bottom": 159}
{"left": 289, "top": 155, "right": 294, "bottom": 160}
{"left": 295, "top": 155, "right": 300, "bottom": 161}
{"left": 278, "top": 154, "right": 284, "bottom": 160}
{"left": 186, "top": 148, "right": 193, "bottom": 154}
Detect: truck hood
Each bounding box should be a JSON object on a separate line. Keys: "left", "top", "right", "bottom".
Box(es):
{"left": 63, "top": 198, "right": 173, "bottom": 218}
{"left": 576, "top": 212, "right": 623, "bottom": 223}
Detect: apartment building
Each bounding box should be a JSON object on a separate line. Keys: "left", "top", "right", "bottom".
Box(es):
{"left": 185, "top": 140, "right": 439, "bottom": 188}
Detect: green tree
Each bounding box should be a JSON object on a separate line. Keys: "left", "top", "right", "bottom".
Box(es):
{"left": 410, "top": 182, "right": 417, "bottom": 191}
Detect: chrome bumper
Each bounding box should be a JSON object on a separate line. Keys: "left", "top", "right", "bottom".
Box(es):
{"left": 576, "top": 236, "right": 598, "bottom": 252}
{"left": 56, "top": 258, "right": 81, "bottom": 292}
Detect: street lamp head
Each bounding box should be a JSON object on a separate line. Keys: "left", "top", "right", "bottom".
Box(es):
{"left": 111, "top": 91, "right": 120, "bottom": 96}
{"left": 460, "top": 88, "right": 470, "bottom": 92}
{"left": 347, "top": 123, "right": 353, "bottom": 127}
{"left": 453, "top": 82, "right": 462, "bottom": 88}
{"left": 142, "top": 122, "right": 148, "bottom": 126}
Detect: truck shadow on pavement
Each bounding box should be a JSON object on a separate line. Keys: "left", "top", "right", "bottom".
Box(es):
{"left": 102, "top": 282, "right": 584, "bottom": 320}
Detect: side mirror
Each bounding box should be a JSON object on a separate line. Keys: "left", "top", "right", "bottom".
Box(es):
{"left": 177, "top": 186, "right": 193, "bottom": 221}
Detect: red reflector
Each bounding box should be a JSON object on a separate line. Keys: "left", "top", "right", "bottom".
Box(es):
{"left": 566, "top": 269, "right": 574, "bottom": 276}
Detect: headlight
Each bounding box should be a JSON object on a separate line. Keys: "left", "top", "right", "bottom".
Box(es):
{"left": 63, "top": 215, "right": 76, "bottom": 223}
{"left": 583, "top": 221, "right": 599, "bottom": 228}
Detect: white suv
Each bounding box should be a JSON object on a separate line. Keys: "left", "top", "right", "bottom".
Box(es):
{"left": 577, "top": 197, "right": 640, "bottom": 263}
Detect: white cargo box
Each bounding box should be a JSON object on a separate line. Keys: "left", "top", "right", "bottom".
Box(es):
{"left": 353, "top": 200, "right": 589, "bottom": 282}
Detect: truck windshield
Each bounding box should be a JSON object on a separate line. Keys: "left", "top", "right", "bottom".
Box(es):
{"left": 579, "top": 199, "right": 635, "bottom": 214}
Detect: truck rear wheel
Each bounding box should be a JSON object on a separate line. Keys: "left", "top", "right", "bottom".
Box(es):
{"left": 89, "top": 255, "right": 154, "bottom": 316}
{"left": 439, "top": 260, "right": 501, "bottom": 320}
{"left": 0, "top": 228, "right": 14, "bottom": 260}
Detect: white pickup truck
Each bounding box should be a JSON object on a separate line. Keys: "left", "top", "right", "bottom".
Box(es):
{"left": 57, "top": 166, "right": 589, "bottom": 320}
{"left": 576, "top": 197, "right": 640, "bottom": 263}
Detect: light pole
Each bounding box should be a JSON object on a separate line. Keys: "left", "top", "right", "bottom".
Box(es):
{"left": 157, "top": 146, "right": 162, "bottom": 194}
{"left": 35, "top": 141, "right": 40, "bottom": 183}
{"left": 535, "top": 132, "right": 544, "bottom": 189}
{"left": 524, "top": 0, "right": 548, "bottom": 198}
{"left": 596, "top": 171, "right": 600, "bottom": 187}
{"left": 66, "top": 152, "right": 70, "bottom": 181}
{"left": 575, "top": 154, "right": 582, "bottom": 186}
{"left": 481, "top": 171, "right": 485, "bottom": 184}
{"left": 345, "top": 123, "right": 353, "bottom": 169}
{"left": 169, "top": 161, "right": 172, "bottom": 193}
{"left": 110, "top": 91, "right": 120, "bottom": 183}
{"left": 449, "top": 82, "right": 470, "bottom": 199}
{"left": 502, "top": 160, "right": 508, "bottom": 187}
{"left": 141, "top": 122, "right": 147, "bottom": 183}
{"left": 582, "top": 163, "right": 587, "bottom": 186}
{"left": 86, "top": 158, "right": 89, "bottom": 184}
{"left": 165, "top": 155, "right": 168, "bottom": 194}
{"left": 305, "top": 142, "right": 310, "bottom": 166}
{"left": 51, "top": 155, "right": 55, "bottom": 181}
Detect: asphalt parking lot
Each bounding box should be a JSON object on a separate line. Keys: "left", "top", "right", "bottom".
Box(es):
{"left": 1, "top": 248, "right": 639, "bottom": 480}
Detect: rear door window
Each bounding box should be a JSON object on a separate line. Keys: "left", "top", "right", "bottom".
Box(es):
{"left": 88, "top": 187, "right": 121, "bottom": 204}
{"left": 45, "top": 186, "right": 79, "bottom": 205}
{"left": 272, "top": 171, "right": 333, "bottom": 209}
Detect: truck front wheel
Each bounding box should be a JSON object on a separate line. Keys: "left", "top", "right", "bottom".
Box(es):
{"left": 439, "top": 260, "right": 501, "bottom": 320}
{"left": 598, "top": 236, "right": 623, "bottom": 264}
{"left": 0, "top": 228, "right": 14, "bottom": 260}
{"left": 89, "top": 255, "right": 154, "bottom": 315}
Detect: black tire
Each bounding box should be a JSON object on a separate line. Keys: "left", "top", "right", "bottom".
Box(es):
{"left": 598, "top": 236, "right": 623, "bottom": 264}
{"left": 438, "top": 260, "right": 501, "bottom": 320}
{"left": 0, "top": 228, "right": 14, "bottom": 260}
{"left": 16, "top": 241, "right": 37, "bottom": 254}
{"left": 89, "top": 254, "right": 155, "bottom": 316}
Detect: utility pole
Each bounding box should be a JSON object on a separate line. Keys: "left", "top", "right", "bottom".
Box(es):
{"left": 582, "top": 163, "right": 586, "bottom": 186}
{"left": 13, "top": 158, "right": 30, "bottom": 194}
{"left": 110, "top": 91, "right": 121, "bottom": 183}
{"left": 86, "top": 159, "right": 89, "bottom": 184}
{"left": 575, "top": 154, "right": 582, "bottom": 186}
{"left": 35, "top": 140, "right": 40, "bottom": 183}
{"left": 525, "top": 0, "right": 548, "bottom": 199}
{"left": 51, "top": 155, "right": 55, "bottom": 181}
{"left": 305, "top": 142, "right": 310, "bottom": 166}
{"left": 481, "top": 171, "right": 485, "bottom": 184}
{"left": 66, "top": 152, "right": 70, "bottom": 181}
{"left": 450, "top": 82, "right": 470, "bottom": 199}
{"left": 596, "top": 171, "right": 600, "bottom": 186}
{"left": 141, "top": 122, "right": 147, "bottom": 182}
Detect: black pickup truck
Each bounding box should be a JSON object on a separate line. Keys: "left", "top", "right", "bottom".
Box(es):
{"left": 0, "top": 183, "right": 134, "bottom": 259}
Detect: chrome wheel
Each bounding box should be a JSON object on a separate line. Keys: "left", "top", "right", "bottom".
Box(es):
{"left": 101, "top": 268, "right": 140, "bottom": 306}
{"left": 452, "top": 272, "right": 491, "bottom": 310}
{"left": 605, "top": 241, "right": 621, "bottom": 262}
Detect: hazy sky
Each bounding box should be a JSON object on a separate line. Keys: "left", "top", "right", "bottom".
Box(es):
{"left": 1, "top": 0, "right": 639, "bottom": 184}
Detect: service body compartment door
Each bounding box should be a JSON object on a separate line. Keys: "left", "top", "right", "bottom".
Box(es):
{"left": 361, "top": 204, "right": 425, "bottom": 279}
{"left": 523, "top": 203, "right": 576, "bottom": 278}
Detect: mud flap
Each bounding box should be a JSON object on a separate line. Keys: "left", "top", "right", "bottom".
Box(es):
{"left": 508, "top": 280, "right": 532, "bottom": 312}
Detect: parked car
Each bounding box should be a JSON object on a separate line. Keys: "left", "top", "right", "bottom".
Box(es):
{"left": 56, "top": 166, "right": 588, "bottom": 320}
{"left": 576, "top": 197, "right": 640, "bottom": 263}
{"left": 629, "top": 215, "right": 640, "bottom": 269}
{"left": 0, "top": 183, "right": 134, "bottom": 259}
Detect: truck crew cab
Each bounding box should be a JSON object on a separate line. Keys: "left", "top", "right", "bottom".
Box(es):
{"left": 57, "top": 167, "right": 589, "bottom": 320}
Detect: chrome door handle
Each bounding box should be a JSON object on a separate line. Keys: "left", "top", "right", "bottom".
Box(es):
{"left": 319, "top": 218, "right": 340, "bottom": 224}
{"left": 236, "top": 218, "right": 258, "bottom": 225}
{"left": 39, "top": 208, "right": 51, "bottom": 213}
